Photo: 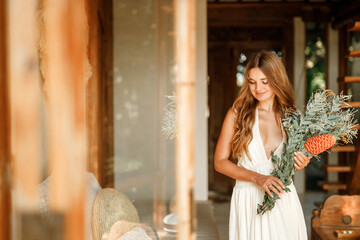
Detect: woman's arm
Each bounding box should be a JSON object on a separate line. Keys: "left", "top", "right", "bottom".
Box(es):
{"left": 214, "top": 108, "right": 284, "bottom": 197}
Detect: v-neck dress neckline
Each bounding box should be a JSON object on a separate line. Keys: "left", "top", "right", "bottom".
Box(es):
{"left": 255, "top": 107, "right": 285, "bottom": 161}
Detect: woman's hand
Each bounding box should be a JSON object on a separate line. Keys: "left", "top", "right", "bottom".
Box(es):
{"left": 294, "top": 152, "right": 311, "bottom": 171}
{"left": 254, "top": 174, "right": 284, "bottom": 198}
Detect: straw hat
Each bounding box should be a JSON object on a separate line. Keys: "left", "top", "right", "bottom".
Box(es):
{"left": 91, "top": 188, "right": 140, "bottom": 240}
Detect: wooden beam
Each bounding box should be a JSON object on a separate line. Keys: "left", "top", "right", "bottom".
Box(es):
{"left": 84, "top": 0, "right": 101, "bottom": 182}
{"left": 98, "top": 0, "right": 114, "bottom": 187}
{"left": 0, "top": 0, "right": 10, "bottom": 238}
{"left": 346, "top": 50, "right": 360, "bottom": 58}
{"left": 207, "top": 2, "right": 334, "bottom": 27}
{"left": 319, "top": 181, "right": 347, "bottom": 190}
{"left": 175, "top": 0, "right": 196, "bottom": 239}
{"left": 338, "top": 76, "right": 360, "bottom": 83}
{"left": 322, "top": 165, "right": 352, "bottom": 172}
{"left": 45, "top": 0, "right": 88, "bottom": 239}
{"left": 331, "top": 146, "right": 356, "bottom": 152}
{"left": 8, "top": 0, "right": 42, "bottom": 228}
{"left": 208, "top": 40, "right": 283, "bottom": 50}
{"left": 208, "top": 2, "right": 334, "bottom": 9}
{"left": 348, "top": 21, "right": 360, "bottom": 31}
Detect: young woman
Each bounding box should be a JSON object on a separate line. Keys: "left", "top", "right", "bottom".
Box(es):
{"left": 214, "top": 51, "right": 309, "bottom": 240}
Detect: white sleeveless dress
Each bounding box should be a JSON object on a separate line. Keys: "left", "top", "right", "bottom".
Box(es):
{"left": 229, "top": 108, "right": 307, "bottom": 240}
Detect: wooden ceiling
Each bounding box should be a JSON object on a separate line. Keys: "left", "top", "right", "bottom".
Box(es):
{"left": 208, "top": 26, "right": 283, "bottom": 42}
{"left": 208, "top": 0, "right": 360, "bottom": 29}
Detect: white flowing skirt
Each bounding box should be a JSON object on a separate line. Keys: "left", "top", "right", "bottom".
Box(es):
{"left": 229, "top": 181, "right": 307, "bottom": 240}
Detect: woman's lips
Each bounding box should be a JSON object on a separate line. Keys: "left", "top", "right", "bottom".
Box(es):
{"left": 256, "top": 92, "right": 266, "bottom": 96}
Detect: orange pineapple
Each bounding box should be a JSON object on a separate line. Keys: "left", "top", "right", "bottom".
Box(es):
{"left": 304, "top": 134, "right": 336, "bottom": 155}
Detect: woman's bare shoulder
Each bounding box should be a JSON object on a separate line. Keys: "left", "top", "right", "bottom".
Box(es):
{"left": 222, "top": 107, "right": 237, "bottom": 128}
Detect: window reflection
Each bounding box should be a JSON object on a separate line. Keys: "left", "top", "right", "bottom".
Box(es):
{"left": 112, "top": 1, "right": 176, "bottom": 235}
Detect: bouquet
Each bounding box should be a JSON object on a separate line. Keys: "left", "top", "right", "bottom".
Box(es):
{"left": 257, "top": 89, "right": 358, "bottom": 215}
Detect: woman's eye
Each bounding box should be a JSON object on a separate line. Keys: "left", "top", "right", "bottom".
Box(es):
{"left": 249, "top": 81, "right": 255, "bottom": 84}
{"left": 262, "top": 81, "right": 268, "bottom": 84}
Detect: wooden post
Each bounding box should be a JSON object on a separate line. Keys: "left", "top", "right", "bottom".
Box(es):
{"left": 8, "top": 0, "right": 42, "bottom": 237}
{"left": 84, "top": 0, "right": 101, "bottom": 181}
{"left": 0, "top": 0, "right": 11, "bottom": 238}
{"left": 98, "top": 0, "right": 114, "bottom": 187}
{"left": 44, "top": 0, "right": 87, "bottom": 239}
{"left": 174, "top": 0, "right": 196, "bottom": 239}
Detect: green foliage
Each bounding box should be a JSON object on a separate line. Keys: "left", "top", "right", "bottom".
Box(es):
{"left": 257, "top": 89, "right": 358, "bottom": 215}
{"left": 305, "top": 23, "right": 326, "bottom": 101}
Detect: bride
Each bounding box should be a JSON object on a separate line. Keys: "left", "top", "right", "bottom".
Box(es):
{"left": 214, "top": 51, "right": 309, "bottom": 240}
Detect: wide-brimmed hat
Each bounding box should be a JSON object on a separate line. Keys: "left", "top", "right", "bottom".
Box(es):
{"left": 91, "top": 188, "right": 140, "bottom": 240}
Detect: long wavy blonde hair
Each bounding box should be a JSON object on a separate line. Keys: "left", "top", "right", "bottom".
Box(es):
{"left": 231, "top": 51, "right": 295, "bottom": 159}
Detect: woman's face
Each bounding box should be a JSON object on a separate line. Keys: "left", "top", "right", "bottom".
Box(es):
{"left": 248, "top": 67, "right": 275, "bottom": 103}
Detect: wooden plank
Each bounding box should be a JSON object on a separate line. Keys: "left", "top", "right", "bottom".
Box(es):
{"left": 322, "top": 165, "right": 352, "bottom": 172}
{"left": 338, "top": 76, "right": 360, "bottom": 83}
{"left": 346, "top": 50, "right": 360, "bottom": 58}
{"left": 318, "top": 181, "right": 347, "bottom": 190}
{"left": 0, "top": 0, "right": 10, "bottom": 238}
{"left": 45, "top": 0, "right": 88, "bottom": 239}
{"left": 348, "top": 22, "right": 360, "bottom": 31}
{"left": 331, "top": 146, "right": 356, "bottom": 152}
{"left": 175, "top": 0, "right": 196, "bottom": 239}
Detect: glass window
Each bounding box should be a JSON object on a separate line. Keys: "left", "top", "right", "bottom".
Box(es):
{"left": 112, "top": 0, "right": 176, "bottom": 235}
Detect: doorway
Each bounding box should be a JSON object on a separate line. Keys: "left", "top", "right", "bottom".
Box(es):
{"left": 208, "top": 24, "right": 293, "bottom": 195}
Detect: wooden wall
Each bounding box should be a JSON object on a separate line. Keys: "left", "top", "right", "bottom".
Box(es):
{"left": 0, "top": 0, "right": 10, "bottom": 238}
